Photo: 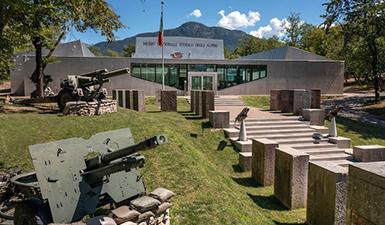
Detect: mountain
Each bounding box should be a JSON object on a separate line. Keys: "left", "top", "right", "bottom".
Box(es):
{"left": 94, "top": 22, "right": 254, "bottom": 55}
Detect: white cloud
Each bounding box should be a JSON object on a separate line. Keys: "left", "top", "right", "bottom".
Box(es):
{"left": 217, "top": 10, "right": 261, "bottom": 30}
{"left": 250, "top": 17, "right": 287, "bottom": 38}
{"left": 189, "top": 9, "right": 202, "bottom": 18}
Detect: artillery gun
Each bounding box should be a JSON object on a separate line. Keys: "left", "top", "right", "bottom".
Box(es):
{"left": 57, "top": 68, "right": 130, "bottom": 111}
{"left": 1, "top": 128, "right": 167, "bottom": 224}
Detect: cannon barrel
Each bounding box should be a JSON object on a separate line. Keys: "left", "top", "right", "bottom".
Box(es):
{"left": 78, "top": 69, "right": 108, "bottom": 77}
{"left": 101, "top": 135, "right": 167, "bottom": 164}
{"left": 103, "top": 68, "right": 130, "bottom": 78}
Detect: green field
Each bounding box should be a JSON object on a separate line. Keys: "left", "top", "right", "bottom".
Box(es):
{"left": 0, "top": 98, "right": 305, "bottom": 225}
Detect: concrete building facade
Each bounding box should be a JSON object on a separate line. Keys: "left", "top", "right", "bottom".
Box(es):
{"left": 11, "top": 39, "right": 344, "bottom": 96}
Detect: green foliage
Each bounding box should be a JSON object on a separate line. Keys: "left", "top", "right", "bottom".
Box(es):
{"left": 322, "top": 0, "right": 385, "bottom": 100}
{"left": 88, "top": 45, "right": 102, "bottom": 56}
{"left": 229, "top": 36, "right": 284, "bottom": 58}
{"left": 283, "top": 12, "right": 304, "bottom": 47}
{"left": 123, "top": 44, "right": 136, "bottom": 57}
{"left": 106, "top": 49, "right": 121, "bottom": 57}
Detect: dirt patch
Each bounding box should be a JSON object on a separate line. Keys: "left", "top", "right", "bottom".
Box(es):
{"left": 0, "top": 103, "right": 59, "bottom": 114}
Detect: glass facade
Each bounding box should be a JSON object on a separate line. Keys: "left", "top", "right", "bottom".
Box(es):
{"left": 131, "top": 63, "right": 267, "bottom": 90}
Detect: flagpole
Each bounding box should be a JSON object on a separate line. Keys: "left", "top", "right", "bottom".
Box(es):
{"left": 161, "top": 1, "right": 165, "bottom": 90}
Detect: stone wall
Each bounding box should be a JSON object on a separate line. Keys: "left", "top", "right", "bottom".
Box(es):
{"left": 63, "top": 100, "right": 117, "bottom": 116}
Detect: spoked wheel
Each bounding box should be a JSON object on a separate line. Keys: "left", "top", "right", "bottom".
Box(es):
{"left": 13, "top": 199, "right": 52, "bottom": 225}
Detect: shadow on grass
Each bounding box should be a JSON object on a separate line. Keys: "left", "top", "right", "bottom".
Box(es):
{"left": 217, "top": 140, "right": 228, "bottom": 151}
{"left": 232, "top": 177, "right": 260, "bottom": 187}
{"left": 274, "top": 221, "right": 306, "bottom": 225}
{"left": 146, "top": 110, "right": 162, "bottom": 113}
{"left": 247, "top": 193, "right": 287, "bottom": 211}
{"left": 231, "top": 164, "right": 243, "bottom": 173}
{"left": 336, "top": 116, "right": 385, "bottom": 140}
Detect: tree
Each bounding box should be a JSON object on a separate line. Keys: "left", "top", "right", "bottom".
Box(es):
{"left": 123, "top": 44, "right": 136, "bottom": 57}
{"left": 323, "top": 0, "right": 385, "bottom": 101}
{"left": 2, "top": 0, "right": 123, "bottom": 98}
{"left": 106, "top": 50, "right": 121, "bottom": 57}
{"left": 283, "top": 12, "right": 304, "bottom": 47}
{"left": 231, "top": 36, "right": 284, "bottom": 58}
{"left": 88, "top": 45, "right": 102, "bottom": 56}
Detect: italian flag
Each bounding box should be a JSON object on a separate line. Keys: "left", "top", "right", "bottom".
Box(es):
{"left": 158, "top": 8, "right": 164, "bottom": 46}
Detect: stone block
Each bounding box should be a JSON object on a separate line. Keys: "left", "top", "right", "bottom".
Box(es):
{"left": 270, "top": 89, "right": 281, "bottom": 111}
{"left": 112, "top": 89, "right": 117, "bottom": 100}
{"left": 353, "top": 145, "right": 385, "bottom": 162}
{"left": 125, "top": 90, "right": 132, "bottom": 109}
{"left": 311, "top": 89, "right": 321, "bottom": 109}
{"left": 252, "top": 138, "right": 279, "bottom": 186}
{"left": 310, "top": 125, "right": 329, "bottom": 134}
{"left": 346, "top": 162, "right": 385, "bottom": 225}
{"left": 160, "top": 90, "right": 177, "bottom": 112}
{"left": 190, "top": 90, "right": 196, "bottom": 113}
{"left": 234, "top": 140, "right": 252, "bottom": 152}
{"left": 280, "top": 90, "right": 294, "bottom": 113}
{"left": 293, "top": 89, "right": 311, "bottom": 115}
{"left": 194, "top": 90, "right": 201, "bottom": 115}
{"left": 209, "top": 111, "right": 230, "bottom": 128}
{"left": 307, "top": 161, "right": 348, "bottom": 225}
{"left": 132, "top": 90, "right": 145, "bottom": 112}
{"left": 302, "top": 109, "right": 325, "bottom": 126}
{"left": 223, "top": 128, "right": 239, "bottom": 139}
{"left": 329, "top": 137, "right": 351, "bottom": 148}
{"left": 239, "top": 152, "right": 252, "bottom": 171}
{"left": 117, "top": 90, "right": 124, "bottom": 107}
{"left": 274, "top": 146, "right": 309, "bottom": 209}
{"left": 201, "top": 91, "right": 215, "bottom": 119}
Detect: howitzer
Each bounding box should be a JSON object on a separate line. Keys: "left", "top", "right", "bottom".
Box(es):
{"left": 6, "top": 128, "right": 167, "bottom": 224}
{"left": 57, "top": 68, "right": 130, "bottom": 110}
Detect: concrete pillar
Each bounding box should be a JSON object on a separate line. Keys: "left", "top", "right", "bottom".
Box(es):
{"left": 194, "top": 90, "right": 201, "bottom": 115}
{"left": 124, "top": 90, "right": 131, "bottom": 109}
{"left": 306, "top": 161, "right": 348, "bottom": 225}
{"left": 209, "top": 111, "right": 230, "bottom": 128}
{"left": 353, "top": 145, "right": 385, "bottom": 162}
{"left": 329, "top": 136, "right": 351, "bottom": 148}
{"left": 160, "top": 90, "right": 177, "bottom": 112}
{"left": 117, "top": 90, "right": 124, "bottom": 107}
{"left": 239, "top": 152, "right": 252, "bottom": 171}
{"left": 346, "top": 162, "right": 385, "bottom": 225}
{"left": 311, "top": 89, "right": 321, "bottom": 109}
{"left": 302, "top": 109, "right": 325, "bottom": 126}
{"left": 274, "top": 146, "right": 309, "bottom": 209}
{"left": 293, "top": 89, "right": 311, "bottom": 115}
{"left": 270, "top": 89, "right": 281, "bottom": 111}
{"left": 190, "top": 90, "right": 196, "bottom": 113}
{"left": 112, "top": 89, "right": 117, "bottom": 100}
{"left": 201, "top": 91, "right": 215, "bottom": 119}
{"left": 132, "top": 90, "right": 145, "bottom": 112}
{"left": 280, "top": 90, "right": 294, "bottom": 113}
{"left": 252, "top": 138, "right": 279, "bottom": 186}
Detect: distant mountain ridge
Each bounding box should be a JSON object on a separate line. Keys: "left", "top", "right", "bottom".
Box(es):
{"left": 94, "top": 22, "right": 254, "bottom": 55}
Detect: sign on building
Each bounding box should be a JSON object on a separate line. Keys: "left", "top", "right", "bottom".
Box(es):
{"left": 133, "top": 36, "right": 224, "bottom": 60}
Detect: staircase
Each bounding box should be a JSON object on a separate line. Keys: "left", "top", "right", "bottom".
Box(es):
{"left": 227, "top": 116, "right": 354, "bottom": 167}
{"left": 215, "top": 97, "right": 245, "bottom": 106}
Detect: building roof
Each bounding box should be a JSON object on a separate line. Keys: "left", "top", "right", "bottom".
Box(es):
{"left": 240, "top": 46, "right": 329, "bottom": 61}
{"left": 21, "top": 40, "right": 95, "bottom": 57}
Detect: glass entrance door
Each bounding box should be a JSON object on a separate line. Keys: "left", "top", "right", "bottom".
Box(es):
{"left": 188, "top": 72, "right": 217, "bottom": 95}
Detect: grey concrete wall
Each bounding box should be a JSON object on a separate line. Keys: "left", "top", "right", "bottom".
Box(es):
{"left": 11, "top": 56, "right": 344, "bottom": 96}
{"left": 11, "top": 56, "right": 180, "bottom": 96}
{"left": 218, "top": 61, "right": 344, "bottom": 95}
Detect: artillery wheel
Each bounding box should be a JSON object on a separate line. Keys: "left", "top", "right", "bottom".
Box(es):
{"left": 57, "top": 89, "right": 74, "bottom": 111}
{"left": 14, "top": 199, "right": 52, "bottom": 225}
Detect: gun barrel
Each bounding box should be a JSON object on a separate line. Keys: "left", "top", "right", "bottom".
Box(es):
{"left": 78, "top": 69, "right": 108, "bottom": 77}
{"left": 103, "top": 68, "right": 130, "bottom": 78}
{"left": 101, "top": 135, "right": 167, "bottom": 164}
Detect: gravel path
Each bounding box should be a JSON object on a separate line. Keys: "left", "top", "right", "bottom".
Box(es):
{"left": 322, "top": 93, "right": 385, "bottom": 127}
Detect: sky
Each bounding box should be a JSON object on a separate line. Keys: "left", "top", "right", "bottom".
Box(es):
{"left": 65, "top": 0, "right": 329, "bottom": 44}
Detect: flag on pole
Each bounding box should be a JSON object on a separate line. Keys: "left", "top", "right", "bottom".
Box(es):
{"left": 158, "top": 2, "right": 164, "bottom": 46}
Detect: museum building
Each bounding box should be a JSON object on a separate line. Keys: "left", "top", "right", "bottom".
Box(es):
{"left": 11, "top": 37, "right": 344, "bottom": 96}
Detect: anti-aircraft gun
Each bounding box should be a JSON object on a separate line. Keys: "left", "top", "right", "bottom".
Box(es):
{"left": 57, "top": 68, "right": 130, "bottom": 110}
{"left": 4, "top": 128, "right": 167, "bottom": 225}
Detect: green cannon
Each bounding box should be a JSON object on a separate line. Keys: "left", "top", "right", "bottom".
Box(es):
{"left": 57, "top": 68, "right": 130, "bottom": 110}
{"left": 4, "top": 128, "right": 167, "bottom": 225}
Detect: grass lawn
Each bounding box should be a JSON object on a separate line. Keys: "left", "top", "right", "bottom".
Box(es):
{"left": 241, "top": 96, "right": 270, "bottom": 110}
{"left": 0, "top": 97, "right": 305, "bottom": 225}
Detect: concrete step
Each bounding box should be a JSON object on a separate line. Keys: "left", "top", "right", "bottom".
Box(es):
{"left": 284, "top": 142, "right": 337, "bottom": 150}
{"left": 237, "top": 124, "right": 311, "bottom": 131}
{"left": 230, "top": 120, "right": 309, "bottom": 126}
{"left": 273, "top": 138, "right": 328, "bottom": 145}
{"left": 247, "top": 132, "right": 315, "bottom": 140}
{"left": 304, "top": 148, "right": 346, "bottom": 155}
{"left": 247, "top": 128, "right": 315, "bottom": 136}
{"left": 310, "top": 153, "right": 353, "bottom": 162}
{"left": 244, "top": 117, "right": 301, "bottom": 122}
{"left": 331, "top": 159, "right": 355, "bottom": 167}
